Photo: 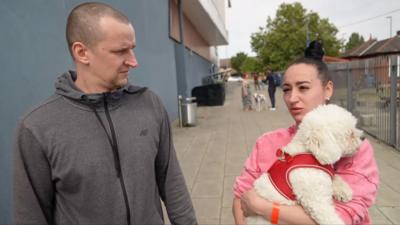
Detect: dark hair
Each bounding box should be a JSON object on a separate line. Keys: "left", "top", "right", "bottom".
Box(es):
{"left": 66, "top": 2, "right": 130, "bottom": 57}
{"left": 287, "top": 40, "right": 332, "bottom": 85}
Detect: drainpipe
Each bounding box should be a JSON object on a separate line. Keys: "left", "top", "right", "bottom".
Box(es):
{"left": 177, "top": 0, "right": 188, "bottom": 97}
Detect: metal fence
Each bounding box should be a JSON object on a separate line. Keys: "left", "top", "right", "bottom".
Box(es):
{"left": 328, "top": 55, "right": 400, "bottom": 150}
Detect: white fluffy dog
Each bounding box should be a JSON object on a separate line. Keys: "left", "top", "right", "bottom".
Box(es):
{"left": 253, "top": 93, "right": 267, "bottom": 112}
{"left": 247, "top": 104, "right": 363, "bottom": 225}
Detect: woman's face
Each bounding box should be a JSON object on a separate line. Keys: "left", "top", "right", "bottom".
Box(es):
{"left": 282, "top": 63, "right": 333, "bottom": 125}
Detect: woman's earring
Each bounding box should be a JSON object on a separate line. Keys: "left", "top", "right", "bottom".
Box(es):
{"left": 325, "top": 97, "right": 330, "bottom": 103}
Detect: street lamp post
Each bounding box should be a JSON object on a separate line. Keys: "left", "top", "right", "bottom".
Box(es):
{"left": 386, "top": 16, "right": 392, "bottom": 38}
{"left": 306, "top": 16, "right": 310, "bottom": 46}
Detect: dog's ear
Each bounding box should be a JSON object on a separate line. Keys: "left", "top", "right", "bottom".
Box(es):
{"left": 342, "top": 128, "right": 363, "bottom": 156}
{"left": 306, "top": 129, "right": 342, "bottom": 165}
{"left": 301, "top": 104, "right": 359, "bottom": 164}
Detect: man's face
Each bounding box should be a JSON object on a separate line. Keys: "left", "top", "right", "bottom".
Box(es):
{"left": 86, "top": 16, "right": 138, "bottom": 92}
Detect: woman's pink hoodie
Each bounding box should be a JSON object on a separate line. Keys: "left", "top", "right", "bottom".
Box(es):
{"left": 234, "top": 126, "right": 379, "bottom": 225}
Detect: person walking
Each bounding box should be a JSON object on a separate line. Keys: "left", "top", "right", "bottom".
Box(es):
{"left": 266, "top": 71, "right": 279, "bottom": 111}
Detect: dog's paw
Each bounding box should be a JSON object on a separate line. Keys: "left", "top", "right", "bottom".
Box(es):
{"left": 333, "top": 189, "right": 352, "bottom": 202}
{"left": 332, "top": 175, "right": 353, "bottom": 202}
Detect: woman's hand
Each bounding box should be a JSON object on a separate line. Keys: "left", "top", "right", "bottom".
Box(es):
{"left": 240, "top": 188, "right": 270, "bottom": 218}
{"left": 240, "top": 189, "right": 317, "bottom": 225}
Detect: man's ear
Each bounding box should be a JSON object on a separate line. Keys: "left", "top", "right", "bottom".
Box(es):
{"left": 71, "top": 42, "right": 90, "bottom": 65}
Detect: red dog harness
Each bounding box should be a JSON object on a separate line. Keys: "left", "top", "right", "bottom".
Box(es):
{"left": 267, "top": 149, "right": 335, "bottom": 200}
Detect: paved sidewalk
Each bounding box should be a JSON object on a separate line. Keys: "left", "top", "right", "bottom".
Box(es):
{"left": 171, "top": 82, "right": 400, "bottom": 225}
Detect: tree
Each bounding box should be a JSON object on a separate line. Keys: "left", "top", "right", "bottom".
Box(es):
{"left": 230, "top": 52, "right": 248, "bottom": 74}
{"left": 240, "top": 57, "right": 263, "bottom": 73}
{"left": 344, "top": 33, "right": 365, "bottom": 52}
{"left": 251, "top": 2, "right": 341, "bottom": 71}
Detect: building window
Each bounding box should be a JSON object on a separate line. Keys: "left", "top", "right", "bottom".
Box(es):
{"left": 169, "top": 0, "right": 180, "bottom": 42}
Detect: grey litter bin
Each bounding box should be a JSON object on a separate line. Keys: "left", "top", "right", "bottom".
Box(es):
{"left": 182, "top": 97, "right": 197, "bottom": 126}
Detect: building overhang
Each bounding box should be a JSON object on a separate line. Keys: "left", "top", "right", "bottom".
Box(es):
{"left": 183, "top": 0, "right": 229, "bottom": 46}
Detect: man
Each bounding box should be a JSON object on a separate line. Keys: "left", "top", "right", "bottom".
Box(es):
{"left": 266, "top": 71, "right": 279, "bottom": 111}
{"left": 13, "top": 2, "right": 197, "bottom": 225}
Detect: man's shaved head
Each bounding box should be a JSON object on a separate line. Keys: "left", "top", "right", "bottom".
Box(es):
{"left": 66, "top": 2, "right": 130, "bottom": 57}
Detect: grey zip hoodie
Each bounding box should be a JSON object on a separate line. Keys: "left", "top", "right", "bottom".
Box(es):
{"left": 13, "top": 71, "right": 197, "bottom": 225}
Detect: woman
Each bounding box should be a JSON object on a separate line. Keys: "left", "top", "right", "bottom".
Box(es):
{"left": 242, "top": 73, "right": 253, "bottom": 111}
{"left": 232, "top": 41, "right": 379, "bottom": 225}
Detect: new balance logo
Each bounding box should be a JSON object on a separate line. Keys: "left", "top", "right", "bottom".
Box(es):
{"left": 139, "top": 129, "right": 148, "bottom": 136}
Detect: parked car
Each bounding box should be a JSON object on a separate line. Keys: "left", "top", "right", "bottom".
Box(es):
{"left": 227, "top": 75, "right": 243, "bottom": 82}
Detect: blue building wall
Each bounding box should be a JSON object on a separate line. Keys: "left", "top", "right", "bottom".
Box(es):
{"left": 0, "top": 0, "right": 212, "bottom": 223}
{"left": 185, "top": 49, "right": 216, "bottom": 93}
{"left": 174, "top": 43, "right": 214, "bottom": 97}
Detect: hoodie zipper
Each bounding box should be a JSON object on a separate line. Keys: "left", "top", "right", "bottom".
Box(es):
{"left": 91, "top": 94, "right": 132, "bottom": 225}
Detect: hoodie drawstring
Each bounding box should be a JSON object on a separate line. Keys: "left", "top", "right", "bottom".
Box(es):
{"left": 89, "top": 94, "right": 132, "bottom": 225}
{"left": 90, "top": 102, "right": 122, "bottom": 178}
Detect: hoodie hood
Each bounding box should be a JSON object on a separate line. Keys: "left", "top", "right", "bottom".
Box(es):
{"left": 55, "top": 71, "right": 146, "bottom": 104}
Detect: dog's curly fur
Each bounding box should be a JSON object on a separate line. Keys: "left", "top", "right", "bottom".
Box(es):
{"left": 246, "top": 104, "right": 363, "bottom": 225}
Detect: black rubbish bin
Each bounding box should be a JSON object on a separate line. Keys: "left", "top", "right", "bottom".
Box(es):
{"left": 192, "top": 83, "right": 225, "bottom": 106}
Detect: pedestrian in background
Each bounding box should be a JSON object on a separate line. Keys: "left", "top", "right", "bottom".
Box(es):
{"left": 259, "top": 73, "right": 266, "bottom": 90}
{"left": 266, "top": 71, "right": 280, "bottom": 111}
{"left": 253, "top": 72, "right": 261, "bottom": 91}
{"left": 242, "top": 73, "right": 253, "bottom": 111}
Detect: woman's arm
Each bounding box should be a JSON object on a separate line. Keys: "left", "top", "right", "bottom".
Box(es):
{"left": 232, "top": 129, "right": 293, "bottom": 224}
{"left": 240, "top": 189, "right": 317, "bottom": 225}
{"left": 240, "top": 139, "right": 379, "bottom": 225}
{"left": 232, "top": 138, "right": 262, "bottom": 225}
{"left": 334, "top": 139, "right": 379, "bottom": 224}
{"left": 233, "top": 198, "right": 245, "bottom": 225}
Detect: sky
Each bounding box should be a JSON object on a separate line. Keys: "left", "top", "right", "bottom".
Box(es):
{"left": 218, "top": 0, "right": 400, "bottom": 58}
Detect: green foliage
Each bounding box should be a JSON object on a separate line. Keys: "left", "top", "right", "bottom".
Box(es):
{"left": 240, "top": 57, "right": 263, "bottom": 73}
{"left": 230, "top": 52, "right": 248, "bottom": 74}
{"left": 251, "top": 2, "right": 341, "bottom": 71}
{"left": 345, "top": 33, "right": 365, "bottom": 52}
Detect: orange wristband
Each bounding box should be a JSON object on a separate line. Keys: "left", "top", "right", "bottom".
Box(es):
{"left": 270, "top": 202, "right": 280, "bottom": 224}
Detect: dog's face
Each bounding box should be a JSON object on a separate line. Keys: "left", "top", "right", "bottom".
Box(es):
{"left": 298, "top": 104, "right": 363, "bottom": 164}
{"left": 253, "top": 94, "right": 259, "bottom": 102}
{"left": 253, "top": 93, "right": 266, "bottom": 102}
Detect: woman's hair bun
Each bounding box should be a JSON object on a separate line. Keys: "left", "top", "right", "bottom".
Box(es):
{"left": 304, "top": 40, "right": 324, "bottom": 61}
